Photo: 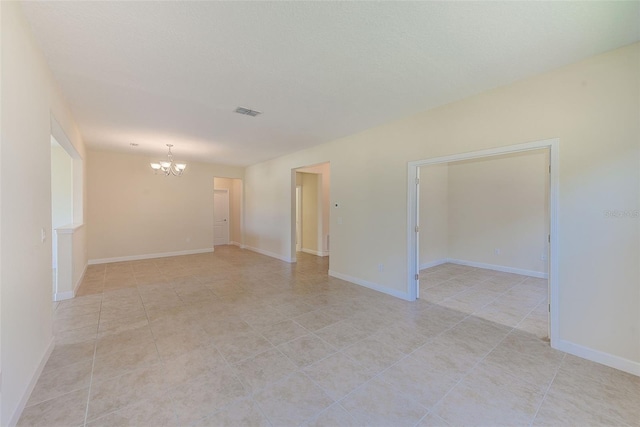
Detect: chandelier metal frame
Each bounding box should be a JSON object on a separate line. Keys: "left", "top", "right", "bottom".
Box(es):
{"left": 150, "top": 144, "right": 186, "bottom": 176}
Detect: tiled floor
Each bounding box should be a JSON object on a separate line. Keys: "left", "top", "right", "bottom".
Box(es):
{"left": 419, "top": 263, "right": 549, "bottom": 340}
{"left": 19, "top": 246, "right": 639, "bottom": 426}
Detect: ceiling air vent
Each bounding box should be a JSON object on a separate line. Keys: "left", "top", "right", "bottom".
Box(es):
{"left": 234, "top": 106, "right": 262, "bottom": 117}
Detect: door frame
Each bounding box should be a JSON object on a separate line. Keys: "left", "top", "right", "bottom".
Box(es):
{"left": 407, "top": 138, "right": 559, "bottom": 346}
{"left": 296, "top": 185, "right": 302, "bottom": 252}
{"left": 290, "top": 162, "right": 331, "bottom": 262}
{"left": 213, "top": 188, "right": 230, "bottom": 246}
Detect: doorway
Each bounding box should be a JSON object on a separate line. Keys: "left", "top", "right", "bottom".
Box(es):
{"left": 290, "top": 162, "right": 331, "bottom": 262}
{"left": 296, "top": 186, "right": 302, "bottom": 252}
{"left": 50, "top": 116, "right": 84, "bottom": 301}
{"left": 213, "top": 177, "right": 243, "bottom": 247}
{"left": 408, "top": 139, "right": 559, "bottom": 346}
{"left": 51, "top": 135, "right": 74, "bottom": 296}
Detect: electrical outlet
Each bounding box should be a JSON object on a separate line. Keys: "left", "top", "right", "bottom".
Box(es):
{"left": 494, "top": 248, "right": 501, "bottom": 255}
{"left": 377, "top": 264, "right": 384, "bottom": 272}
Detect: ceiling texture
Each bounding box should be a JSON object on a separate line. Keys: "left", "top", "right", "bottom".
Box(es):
{"left": 21, "top": 1, "right": 640, "bottom": 166}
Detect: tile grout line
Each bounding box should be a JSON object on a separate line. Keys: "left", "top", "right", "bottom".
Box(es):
{"left": 230, "top": 312, "right": 343, "bottom": 425}
{"left": 398, "top": 275, "right": 529, "bottom": 424}
{"left": 98, "top": 269, "right": 172, "bottom": 425}
{"left": 414, "top": 270, "right": 549, "bottom": 424}
{"left": 513, "top": 294, "right": 548, "bottom": 331}
{"left": 82, "top": 292, "right": 104, "bottom": 427}
{"left": 416, "top": 329, "right": 514, "bottom": 424}
{"left": 136, "top": 270, "right": 187, "bottom": 427}
{"left": 212, "top": 314, "right": 279, "bottom": 427}
{"left": 528, "top": 352, "right": 567, "bottom": 427}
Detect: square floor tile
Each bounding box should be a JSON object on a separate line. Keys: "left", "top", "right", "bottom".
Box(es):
{"left": 170, "top": 367, "right": 248, "bottom": 425}
{"left": 18, "top": 388, "right": 88, "bottom": 427}
{"left": 432, "top": 363, "right": 544, "bottom": 426}
{"left": 233, "top": 348, "right": 298, "bottom": 392}
{"left": 278, "top": 335, "right": 336, "bottom": 368}
{"left": 342, "top": 336, "right": 405, "bottom": 374}
{"left": 341, "top": 378, "right": 428, "bottom": 427}
{"left": 192, "top": 398, "right": 270, "bottom": 427}
{"left": 254, "top": 372, "right": 333, "bottom": 427}
{"left": 303, "top": 352, "right": 372, "bottom": 400}
{"left": 304, "top": 403, "right": 359, "bottom": 427}
{"left": 378, "top": 355, "right": 459, "bottom": 409}
{"left": 28, "top": 360, "right": 93, "bottom": 406}
{"left": 87, "top": 394, "right": 178, "bottom": 427}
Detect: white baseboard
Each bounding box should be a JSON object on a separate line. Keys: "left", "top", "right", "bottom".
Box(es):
{"left": 53, "top": 263, "right": 87, "bottom": 301}
{"left": 230, "top": 241, "right": 246, "bottom": 249}
{"left": 555, "top": 339, "right": 640, "bottom": 377}
{"left": 53, "top": 291, "right": 74, "bottom": 301}
{"left": 9, "top": 338, "right": 55, "bottom": 426}
{"left": 328, "top": 270, "right": 411, "bottom": 301}
{"left": 419, "top": 258, "right": 448, "bottom": 270}
{"left": 74, "top": 263, "right": 87, "bottom": 295}
{"left": 244, "top": 245, "right": 295, "bottom": 263}
{"left": 88, "top": 248, "right": 214, "bottom": 265}
{"left": 446, "top": 258, "right": 548, "bottom": 279}
{"left": 301, "top": 248, "right": 329, "bottom": 257}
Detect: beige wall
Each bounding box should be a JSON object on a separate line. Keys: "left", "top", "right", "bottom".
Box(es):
{"left": 447, "top": 150, "right": 549, "bottom": 274}
{"left": 419, "top": 151, "right": 549, "bottom": 276}
{"left": 245, "top": 44, "right": 640, "bottom": 369}
{"left": 1, "top": 2, "right": 88, "bottom": 424}
{"left": 419, "top": 164, "right": 448, "bottom": 267}
{"left": 301, "top": 172, "right": 319, "bottom": 253}
{"left": 214, "top": 177, "right": 243, "bottom": 245}
{"left": 87, "top": 150, "right": 243, "bottom": 262}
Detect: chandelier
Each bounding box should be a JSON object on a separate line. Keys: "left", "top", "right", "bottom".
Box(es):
{"left": 150, "top": 144, "right": 187, "bottom": 176}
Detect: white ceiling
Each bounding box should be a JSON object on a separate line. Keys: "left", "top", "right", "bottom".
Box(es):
{"left": 21, "top": 1, "right": 640, "bottom": 166}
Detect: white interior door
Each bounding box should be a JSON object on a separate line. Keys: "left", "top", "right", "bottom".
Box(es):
{"left": 213, "top": 189, "right": 230, "bottom": 246}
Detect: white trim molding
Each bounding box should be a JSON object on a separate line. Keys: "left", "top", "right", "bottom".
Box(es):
{"left": 9, "top": 338, "right": 55, "bottom": 426}
{"left": 419, "top": 259, "right": 449, "bottom": 270}
{"left": 53, "top": 290, "right": 74, "bottom": 301}
{"left": 88, "top": 248, "right": 214, "bottom": 265}
{"left": 407, "top": 138, "right": 560, "bottom": 348}
{"left": 54, "top": 262, "right": 87, "bottom": 301}
{"left": 329, "top": 270, "right": 411, "bottom": 301}
{"left": 301, "top": 248, "right": 329, "bottom": 257}
{"left": 556, "top": 340, "right": 640, "bottom": 377}
{"left": 74, "top": 263, "right": 87, "bottom": 294}
{"left": 230, "top": 241, "right": 246, "bottom": 249}
{"left": 244, "top": 245, "right": 296, "bottom": 263}
{"left": 445, "top": 258, "right": 548, "bottom": 279}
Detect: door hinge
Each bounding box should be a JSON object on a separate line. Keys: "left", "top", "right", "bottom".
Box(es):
{"left": 549, "top": 165, "right": 551, "bottom": 174}
{"left": 548, "top": 234, "right": 551, "bottom": 243}
{"left": 548, "top": 304, "right": 551, "bottom": 312}
{"left": 415, "top": 274, "right": 419, "bottom": 281}
{"left": 415, "top": 177, "right": 420, "bottom": 185}
{"left": 415, "top": 226, "right": 419, "bottom": 233}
